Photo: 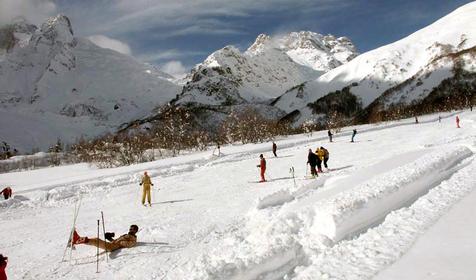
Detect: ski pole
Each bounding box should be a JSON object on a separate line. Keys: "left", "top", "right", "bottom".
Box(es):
{"left": 290, "top": 166, "right": 296, "bottom": 188}
{"left": 96, "top": 219, "right": 100, "bottom": 273}
{"left": 101, "top": 211, "right": 108, "bottom": 262}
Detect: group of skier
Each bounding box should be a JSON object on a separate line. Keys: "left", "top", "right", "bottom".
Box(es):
{"left": 307, "top": 147, "right": 330, "bottom": 177}
{"left": 254, "top": 127, "right": 362, "bottom": 181}
{"left": 256, "top": 141, "right": 332, "bottom": 182}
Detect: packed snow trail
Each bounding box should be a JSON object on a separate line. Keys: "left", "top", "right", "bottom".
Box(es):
{"left": 0, "top": 111, "right": 475, "bottom": 279}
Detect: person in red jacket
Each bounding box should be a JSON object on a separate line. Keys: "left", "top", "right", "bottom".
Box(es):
{"left": 456, "top": 115, "right": 460, "bottom": 128}
{"left": 0, "top": 187, "right": 12, "bottom": 200}
{"left": 0, "top": 254, "right": 7, "bottom": 280}
{"left": 257, "top": 154, "right": 267, "bottom": 182}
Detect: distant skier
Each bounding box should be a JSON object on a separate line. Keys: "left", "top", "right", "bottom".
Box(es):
{"left": 0, "top": 254, "right": 7, "bottom": 280}
{"left": 351, "top": 129, "right": 357, "bottom": 142}
{"left": 257, "top": 154, "right": 267, "bottom": 182}
{"left": 415, "top": 116, "right": 419, "bottom": 124}
{"left": 139, "top": 171, "right": 154, "bottom": 206}
{"left": 320, "top": 147, "right": 330, "bottom": 169}
{"left": 72, "top": 224, "right": 138, "bottom": 252}
{"left": 438, "top": 115, "right": 441, "bottom": 123}
{"left": 307, "top": 149, "right": 318, "bottom": 177}
{"left": 456, "top": 115, "right": 460, "bottom": 128}
{"left": 272, "top": 142, "right": 277, "bottom": 157}
{"left": 328, "top": 130, "right": 333, "bottom": 142}
{"left": 214, "top": 142, "right": 221, "bottom": 156}
{"left": 0, "top": 187, "right": 12, "bottom": 200}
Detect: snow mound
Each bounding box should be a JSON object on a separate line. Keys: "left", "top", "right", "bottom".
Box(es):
{"left": 294, "top": 154, "right": 476, "bottom": 280}
{"left": 312, "top": 145, "right": 472, "bottom": 241}
{"left": 190, "top": 145, "right": 473, "bottom": 279}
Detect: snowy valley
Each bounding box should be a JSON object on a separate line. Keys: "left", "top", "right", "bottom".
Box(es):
{"left": 1, "top": 2, "right": 476, "bottom": 279}
{"left": 0, "top": 110, "right": 475, "bottom": 279}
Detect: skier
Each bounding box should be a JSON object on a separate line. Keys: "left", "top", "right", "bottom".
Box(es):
{"left": 307, "top": 149, "right": 318, "bottom": 177}
{"left": 438, "top": 115, "right": 441, "bottom": 123}
{"left": 272, "top": 142, "right": 277, "bottom": 157}
{"left": 139, "top": 171, "right": 154, "bottom": 207}
{"left": 456, "top": 115, "right": 460, "bottom": 128}
{"left": 72, "top": 224, "right": 138, "bottom": 252}
{"left": 351, "top": 129, "right": 357, "bottom": 142}
{"left": 257, "top": 154, "right": 266, "bottom": 182}
{"left": 0, "top": 187, "right": 12, "bottom": 200}
{"left": 328, "top": 130, "right": 333, "bottom": 142}
{"left": 415, "top": 116, "right": 419, "bottom": 124}
{"left": 0, "top": 254, "right": 7, "bottom": 280}
{"left": 315, "top": 148, "right": 323, "bottom": 173}
{"left": 319, "top": 147, "right": 330, "bottom": 169}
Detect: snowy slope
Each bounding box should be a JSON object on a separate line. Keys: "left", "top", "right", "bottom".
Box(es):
{"left": 0, "top": 109, "right": 475, "bottom": 279}
{"left": 176, "top": 32, "right": 357, "bottom": 106}
{"left": 275, "top": 2, "right": 476, "bottom": 123}
{"left": 0, "top": 15, "right": 180, "bottom": 152}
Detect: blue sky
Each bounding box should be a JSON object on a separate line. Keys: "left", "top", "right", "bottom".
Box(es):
{"left": 1, "top": 0, "right": 474, "bottom": 76}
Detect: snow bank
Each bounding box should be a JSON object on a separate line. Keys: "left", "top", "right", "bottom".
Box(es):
{"left": 294, "top": 156, "right": 476, "bottom": 280}
{"left": 257, "top": 177, "right": 326, "bottom": 209}
{"left": 0, "top": 152, "right": 72, "bottom": 173}
{"left": 312, "top": 145, "right": 472, "bottom": 241}
{"left": 190, "top": 146, "right": 472, "bottom": 280}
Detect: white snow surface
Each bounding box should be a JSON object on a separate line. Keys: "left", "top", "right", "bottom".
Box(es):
{"left": 0, "top": 15, "right": 180, "bottom": 152}
{"left": 0, "top": 110, "right": 475, "bottom": 279}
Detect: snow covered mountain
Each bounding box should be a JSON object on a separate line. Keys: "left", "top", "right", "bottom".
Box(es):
{"left": 0, "top": 15, "right": 180, "bottom": 152}
{"left": 275, "top": 2, "right": 476, "bottom": 125}
{"left": 178, "top": 32, "right": 357, "bottom": 104}
{"left": 166, "top": 32, "right": 357, "bottom": 128}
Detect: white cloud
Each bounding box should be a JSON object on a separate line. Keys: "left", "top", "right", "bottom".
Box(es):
{"left": 160, "top": 60, "right": 189, "bottom": 79}
{"left": 87, "top": 35, "right": 132, "bottom": 55}
{"left": 138, "top": 49, "right": 207, "bottom": 62}
{"left": 0, "top": 0, "right": 56, "bottom": 25}
{"left": 89, "top": 0, "right": 345, "bottom": 36}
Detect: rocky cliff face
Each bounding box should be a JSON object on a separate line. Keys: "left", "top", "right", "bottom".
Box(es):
{"left": 0, "top": 15, "right": 180, "bottom": 151}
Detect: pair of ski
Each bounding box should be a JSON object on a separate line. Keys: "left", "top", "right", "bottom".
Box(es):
{"left": 61, "top": 195, "right": 109, "bottom": 269}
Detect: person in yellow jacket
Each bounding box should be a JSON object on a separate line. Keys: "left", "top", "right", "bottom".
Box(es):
{"left": 140, "top": 171, "right": 154, "bottom": 206}
{"left": 317, "top": 147, "right": 330, "bottom": 169}
{"left": 315, "top": 148, "right": 324, "bottom": 172}
{"left": 72, "top": 225, "right": 138, "bottom": 252}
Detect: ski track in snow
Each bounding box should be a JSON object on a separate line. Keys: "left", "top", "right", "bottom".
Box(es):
{"left": 0, "top": 111, "right": 475, "bottom": 280}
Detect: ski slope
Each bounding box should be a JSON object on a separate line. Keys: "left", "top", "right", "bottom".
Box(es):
{"left": 0, "top": 110, "right": 475, "bottom": 279}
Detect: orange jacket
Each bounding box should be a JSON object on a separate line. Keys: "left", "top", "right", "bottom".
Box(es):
{"left": 259, "top": 158, "right": 266, "bottom": 171}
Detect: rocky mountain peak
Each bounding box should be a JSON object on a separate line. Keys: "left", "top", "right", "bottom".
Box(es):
{"left": 246, "top": 33, "right": 271, "bottom": 55}
{"left": 40, "top": 14, "right": 74, "bottom": 44}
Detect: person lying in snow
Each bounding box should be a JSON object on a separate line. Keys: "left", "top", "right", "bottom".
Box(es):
{"left": 72, "top": 224, "right": 138, "bottom": 252}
